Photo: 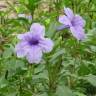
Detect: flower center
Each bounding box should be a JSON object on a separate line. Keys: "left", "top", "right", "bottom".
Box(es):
{"left": 29, "top": 38, "right": 39, "bottom": 45}
{"left": 71, "top": 20, "right": 75, "bottom": 26}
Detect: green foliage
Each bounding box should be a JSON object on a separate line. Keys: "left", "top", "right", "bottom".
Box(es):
{"left": 0, "top": 0, "right": 96, "bottom": 96}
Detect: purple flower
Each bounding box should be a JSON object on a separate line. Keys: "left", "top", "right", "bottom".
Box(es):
{"left": 15, "top": 23, "right": 54, "bottom": 64}
{"left": 59, "top": 7, "right": 86, "bottom": 40}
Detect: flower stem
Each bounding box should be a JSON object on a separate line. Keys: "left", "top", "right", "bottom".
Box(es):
{"left": 28, "top": 64, "right": 35, "bottom": 93}
{"left": 46, "top": 61, "right": 56, "bottom": 96}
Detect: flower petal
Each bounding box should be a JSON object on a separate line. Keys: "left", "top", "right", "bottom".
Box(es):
{"left": 70, "top": 26, "right": 86, "bottom": 40}
{"left": 59, "top": 15, "right": 71, "bottom": 26}
{"left": 56, "top": 25, "right": 70, "bottom": 31}
{"left": 64, "top": 7, "right": 74, "bottom": 21}
{"left": 39, "top": 38, "right": 54, "bottom": 53}
{"left": 17, "top": 32, "right": 32, "bottom": 41}
{"left": 15, "top": 41, "right": 29, "bottom": 57}
{"left": 26, "top": 46, "right": 42, "bottom": 64}
{"left": 73, "top": 15, "right": 85, "bottom": 27}
{"left": 30, "top": 23, "right": 45, "bottom": 37}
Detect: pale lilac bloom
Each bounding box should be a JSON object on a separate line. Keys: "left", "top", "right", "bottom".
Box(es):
{"left": 15, "top": 23, "right": 54, "bottom": 64}
{"left": 59, "top": 7, "right": 86, "bottom": 40}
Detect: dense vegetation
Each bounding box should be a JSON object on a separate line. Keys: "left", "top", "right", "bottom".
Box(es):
{"left": 0, "top": 0, "right": 96, "bottom": 96}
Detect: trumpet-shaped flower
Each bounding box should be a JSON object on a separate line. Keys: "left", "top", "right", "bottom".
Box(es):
{"left": 59, "top": 7, "right": 86, "bottom": 40}
{"left": 15, "top": 23, "right": 54, "bottom": 64}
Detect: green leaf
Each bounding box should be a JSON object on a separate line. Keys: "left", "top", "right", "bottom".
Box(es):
{"left": 4, "top": 58, "right": 25, "bottom": 71}
{"left": 56, "top": 85, "right": 75, "bottom": 96}
{"left": 90, "top": 46, "right": 96, "bottom": 52}
{"left": 34, "top": 64, "right": 45, "bottom": 74}
{"left": 50, "top": 49, "right": 65, "bottom": 62}
{"left": 46, "top": 22, "right": 57, "bottom": 38}
{"left": 33, "top": 70, "right": 48, "bottom": 80}
{"left": 78, "top": 64, "right": 90, "bottom": 76}
{"left": 85, "top": 74, "right": 96, "bottom": 87}
{"left": 36, "top": 93, "right": 48, "bottom": 96}
{"left": 3, "top": 47, "right": 13, "bottom": 58}
{"left": 74, "top": 92, "right": 86, "bottom": 96}
{"left": 7, "top": 93, "right": 17, "bottom": 96}
{"left": 0, "top": 77, "right": 8, "bottom": 89}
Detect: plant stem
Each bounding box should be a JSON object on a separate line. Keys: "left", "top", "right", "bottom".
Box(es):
{"left": 28, "top": 64, "right": 35, "bottom": 93}
{"left": 45, "top": 60, "right": 56, "bottom": 96}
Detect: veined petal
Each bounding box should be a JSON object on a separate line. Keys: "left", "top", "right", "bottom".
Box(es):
{"left": 30, "top": 23, "right": 45, "bottom": 37}
{"left": 59, "top": 15, "right": 71, "bottom": 26}
{"left": 39, "top": 38, "right": 54, "bottom": 53}
{"left": 73, "top": 15, "right": 85, "bottom": 27}
{"left": 26, "top": 46, "right": 42, "bottom": 64}
{"left": 70, "top": 26, "right": 86, "bottom": 40}
{"left": 64, "top": 7, "right": 74, "bottom": 21}
{"left": 15, "top": 41, "right": 29, "bottom": 57}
